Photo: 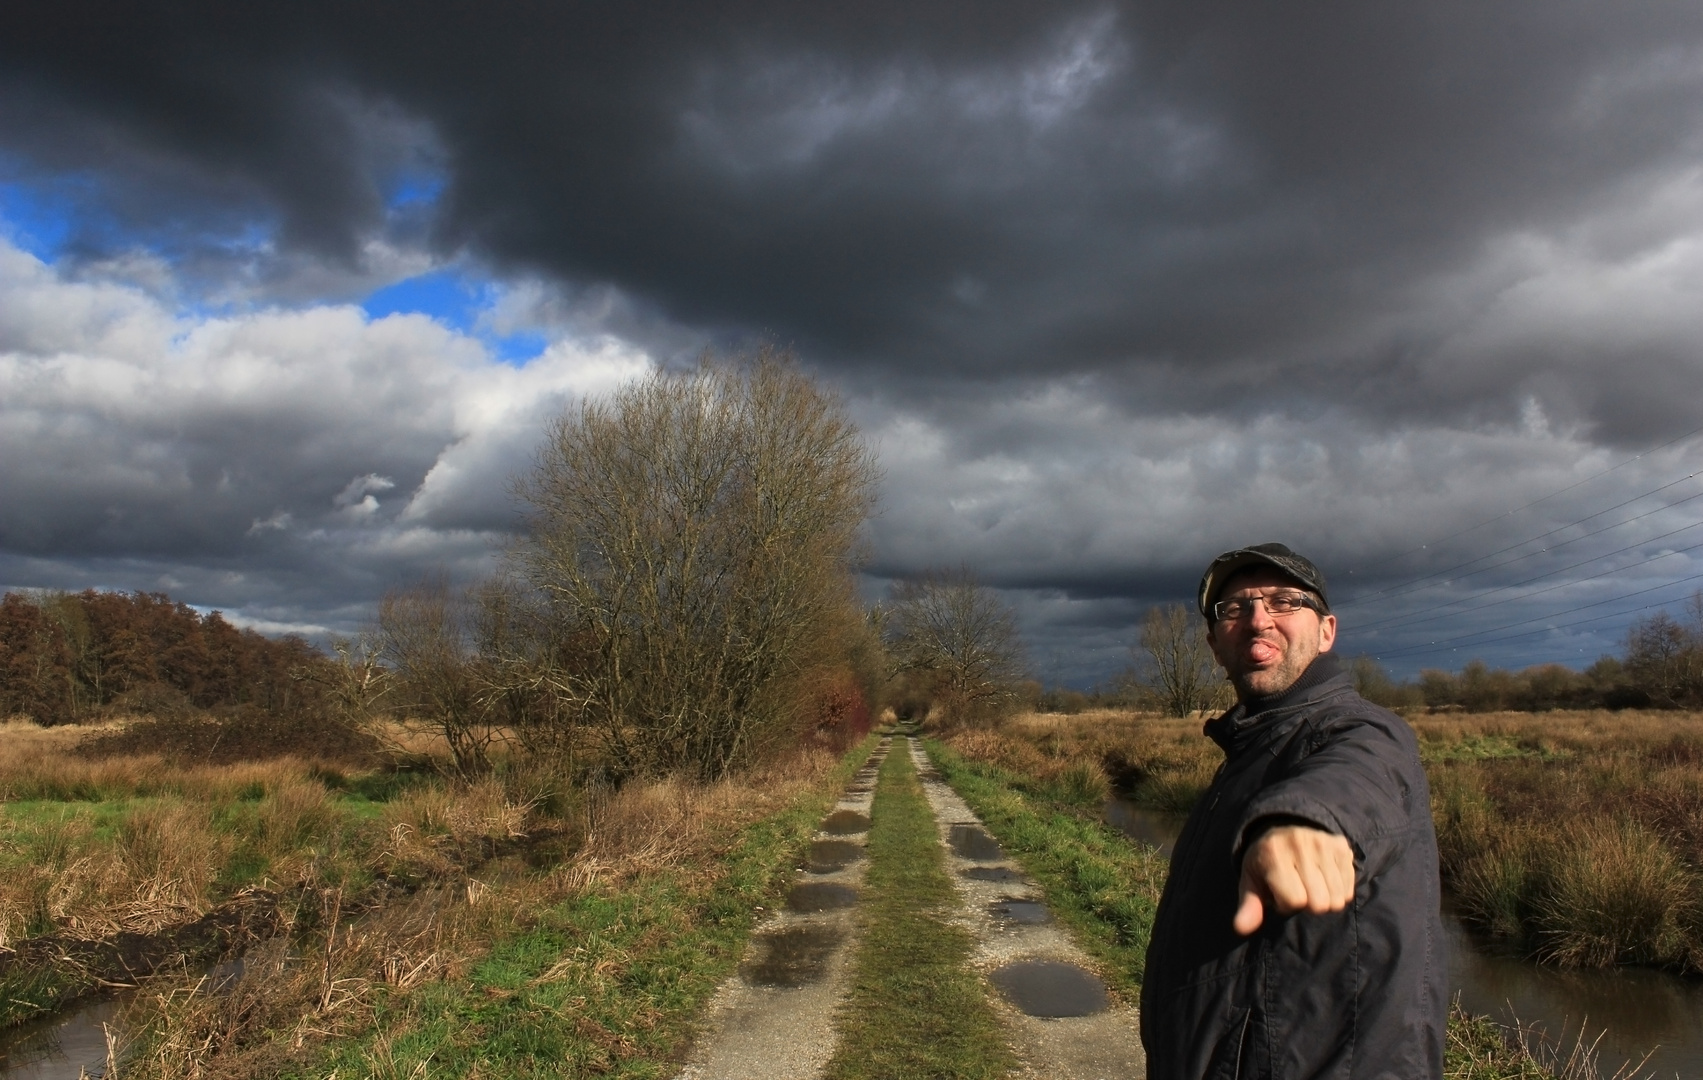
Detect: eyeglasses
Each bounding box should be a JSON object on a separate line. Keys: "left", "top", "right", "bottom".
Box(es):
{"left": 1211, "top": 591, "right": 1324, "bottom": 622}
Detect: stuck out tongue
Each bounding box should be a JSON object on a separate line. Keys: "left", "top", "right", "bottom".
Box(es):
{"left": 1247, "top": 640, "right": 1280, "bottom": 664}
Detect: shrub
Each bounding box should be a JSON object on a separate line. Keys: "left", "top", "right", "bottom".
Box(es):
{"left": 1534, "top": 817, "right": 1700, "bottom": 969}
{"left": 512, "top": 350, "right": 878, "bottom": 779}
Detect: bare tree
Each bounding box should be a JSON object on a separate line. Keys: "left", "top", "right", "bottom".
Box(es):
{"left": 512, "top": 349, "right": 879, "bottom": 780}
{"left": 378, "top": 579, "right": 503, "bottom": 777}
{"left": 304, "top": 632, "right": 392, "bottom": 730}
{"left": 468, "top": 576, "right": 572, "bottom": 763}
{"left": 885, "top": 569, "right": 1027, "bottom": 727}
{"left": 1136, "top": 604, "right": 1230, "bottom": 717}
{"left": 1624, "top": 592, "right": 1703, "bottom": 708}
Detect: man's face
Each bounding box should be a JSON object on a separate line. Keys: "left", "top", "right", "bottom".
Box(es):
{"left": 1205, "top": 567, "right": 1338, "bottom": 700}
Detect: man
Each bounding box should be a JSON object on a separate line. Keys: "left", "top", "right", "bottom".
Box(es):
{"left": 1140, "top": 543, "right": 1445, "bottom": 1080}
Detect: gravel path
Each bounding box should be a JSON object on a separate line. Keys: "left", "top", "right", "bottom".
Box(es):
{"left": 674, "top": 734, "right": 1147, "bottom": 1079}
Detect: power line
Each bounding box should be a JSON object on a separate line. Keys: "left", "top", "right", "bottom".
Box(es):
{"left": 1368, "top": 603, "right": 1658, "bottom": 663}
{"left": 1339, "top": 422, "right": 1703, "bottom": 582}
{"left": 1336, "top": 470, "right": 1703, "bottom": 610}
{"left": 1359, "top": 568, "right": 1703, "bottom": 662}
{"left": 1349, "top": 519, "right": 1703, "bottom": 636}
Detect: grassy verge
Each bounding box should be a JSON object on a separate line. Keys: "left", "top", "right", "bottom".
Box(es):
{"left": 1443, "top": 1003, "right": 1646, "bottom": 1080}
{"left": 108, "top": 734, "right": 880, "bottom": 1079}
{"left": 923, "top": 739, "right": 1166, "bottom": 998}
{"left": 294, "top": 804, "right": 827, "bottom": 1078}
{"left": 824, "top": 738, "right": 1017, "bottom": 1080}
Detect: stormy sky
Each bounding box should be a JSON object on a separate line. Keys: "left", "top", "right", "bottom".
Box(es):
{"left": 4, "top": 1, "right": 1703, "bottom": 685}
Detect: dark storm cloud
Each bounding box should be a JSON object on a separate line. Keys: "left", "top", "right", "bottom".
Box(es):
{"left": 6, "top": 3, "right": 1703, "bottom": 430}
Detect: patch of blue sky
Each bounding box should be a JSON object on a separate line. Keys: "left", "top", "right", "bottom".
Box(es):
{"left": 362, "top": 268, "right": 550, "bottom": 364}
{"left": 363, "top": 268, "right": 483, "bottom": 330}
{"left": 1, "top": 164, "right": 280, "bottom": 281}
{"left": 0, "top": 175, "right": 93, "bottom": 260}
{"left": 385, "top": 170, "right": 445, "bottom": 212}
{"left": 492, "top": 330, "right": 549, "bottom": 363}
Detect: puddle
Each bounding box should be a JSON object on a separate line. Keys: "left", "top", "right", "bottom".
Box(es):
{"left": 989, "top": 960, "right": 1109, "bottom": 1018}
{"left": 786, "top": 882, "right": 859, "bottom": 912}
{"left": 741, "top": 925, "right": 845, "bottom": 987}
{"left": 988, "top": 899, "right": 1050, "bottom": 925}
{"left": 948, "top": 824, "right": 1004, "bottom": 861}
{"left": 821, "top": 811, "right": 871, "bottom": 835}
{"left": 961, "top": 867, "right": 1026, "bottom": 884}
{"left": 806, "top": 840, "right": 863, "bottom": 873}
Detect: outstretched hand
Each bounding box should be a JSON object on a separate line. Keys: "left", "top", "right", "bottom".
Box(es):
{"left": 1233, "top": 823, "right": 1355, "bottom": 936}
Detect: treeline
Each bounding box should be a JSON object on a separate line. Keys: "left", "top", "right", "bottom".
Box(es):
{"left": 1353, "top": 596, "right": 1703, "bottom": 712}
{"left": 0, "top": 589, "right": 326, "bottom": 725}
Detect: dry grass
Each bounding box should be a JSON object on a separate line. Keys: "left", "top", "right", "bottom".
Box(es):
{"left": 0, "top": 756, "right": 365, "bottom": 946}
{"left": 2, "top": 718, "right": 833, "bottom": 952}
{"left": 975, "top": 709, "right": 1217, "bottom": 811}
{"left": 103, "top": 742, "right": 848, "bottom": 1079}
{"left": 1421, "top": 711, "right": 1703, "bottom": 970}
{"left": 562, "top": 745, "right": 839, "bottom": 885}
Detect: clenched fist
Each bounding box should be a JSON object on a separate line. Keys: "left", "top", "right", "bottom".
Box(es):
{"left": 1233, "top": 823, "right": 1355, "bottom": 936}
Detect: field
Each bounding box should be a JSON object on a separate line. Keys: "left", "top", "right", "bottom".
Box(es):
{"left": 8, "top": 704, "right": 1688, "bottom": 1079}
{"left": 0, "top": 717, "right": 863, "bottom": 1078}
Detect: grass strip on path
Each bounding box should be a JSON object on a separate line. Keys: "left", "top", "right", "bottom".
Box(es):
{"left": 924, "top": 739, "right": 1166, "bottom": 998}
{"left": 824, "top": 739, "right": 1017, "bottom": 1080}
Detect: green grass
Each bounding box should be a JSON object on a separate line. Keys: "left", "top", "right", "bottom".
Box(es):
{"left": 825, "top": 740, "right": 1017, "bottom": 1080}
{"left": 923, "top": 739, "right": 1166, "bottom": 996}
{"left": 0, "top": 963, "right": 90, "bottom": 1029}
{"left": 300, "top": 843, "right": 800, "bottom": 1077}
{"left": 1420, "top": 733, "right": 1566, "bottom": 765}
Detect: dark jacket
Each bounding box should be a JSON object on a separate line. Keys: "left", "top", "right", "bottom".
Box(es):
{"left": 1140, "top": 654, "right": 1446, "bottom": 1080}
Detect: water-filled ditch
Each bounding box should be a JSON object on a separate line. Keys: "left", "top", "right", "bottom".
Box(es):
{"left": 1106, "top": 797, "right": 1703, "bottom": 1079}
{"left": 0, "top": 954, "right": 248, "bottom": 1080}
{"left": 0, "top": 996, "right": 121, "bottom": 1080}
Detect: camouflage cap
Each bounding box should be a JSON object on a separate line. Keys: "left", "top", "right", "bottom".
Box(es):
{"left": 1197, "top": 542, "right": 1330, "bottom": 619}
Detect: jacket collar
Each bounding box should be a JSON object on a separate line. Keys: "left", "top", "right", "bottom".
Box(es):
{"left": 1204, "top": 652, "right": 1350, "bottom": 753}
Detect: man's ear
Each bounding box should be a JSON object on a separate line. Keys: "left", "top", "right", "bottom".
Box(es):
{"left": 1317, "top": 613, "right": 1338, "bottom": 653}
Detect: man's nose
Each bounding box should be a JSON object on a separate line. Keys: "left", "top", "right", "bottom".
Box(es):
{"left": 1246, "top": 598, "right": 1276, "bottom": 629}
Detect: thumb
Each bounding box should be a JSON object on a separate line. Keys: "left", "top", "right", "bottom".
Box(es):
{"left": 1233, "top": 883, "right": 1265, "bottom": 936}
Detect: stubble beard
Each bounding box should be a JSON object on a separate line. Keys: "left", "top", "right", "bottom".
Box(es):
{"left": 1228, "top": 636, "right": 1316, "bottom": 700}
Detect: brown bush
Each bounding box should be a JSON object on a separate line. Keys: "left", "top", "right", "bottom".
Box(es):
{"left": 513, "top": 351, "right": 879, "bottom": 781}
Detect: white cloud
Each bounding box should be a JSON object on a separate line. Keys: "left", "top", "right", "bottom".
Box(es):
{"left": 0, "top": 238, "right": 653, "bottom": 631}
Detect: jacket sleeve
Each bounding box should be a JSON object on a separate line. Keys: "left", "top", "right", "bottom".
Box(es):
{"left": 1230, "top": 709, "right": 1422, "bottom": 863}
